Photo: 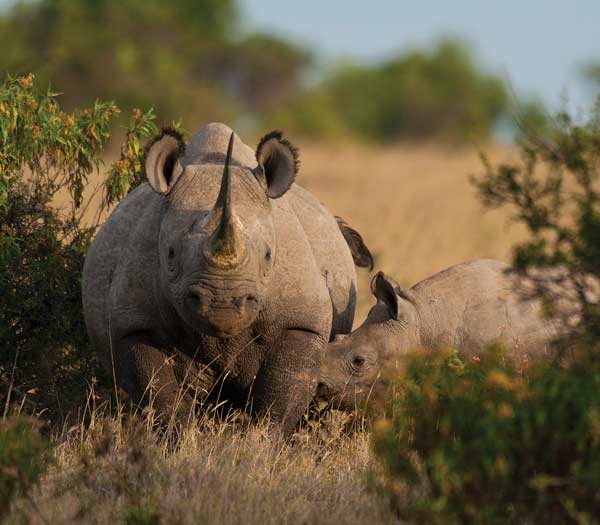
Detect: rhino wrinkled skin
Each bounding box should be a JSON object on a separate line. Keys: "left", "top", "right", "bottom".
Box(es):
{"left": 318, "top": 259, "right": 567, "bottom": 410}
{"left": 82, "top": 123, "right": 369, "bottom": 433}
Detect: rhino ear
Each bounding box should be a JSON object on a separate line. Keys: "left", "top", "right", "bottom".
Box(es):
{"left": 254, "top": 130, "right": 299, "bottom": 199}
{"left": 145, "top": 128, "right": 185, "bottom": 195}
{"left": 371, "top": 272, "right": 406, "bottom": 320}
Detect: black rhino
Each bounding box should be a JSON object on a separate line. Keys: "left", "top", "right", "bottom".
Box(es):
{"left": 82, "top": 123, "right": 371, "bottom": 433}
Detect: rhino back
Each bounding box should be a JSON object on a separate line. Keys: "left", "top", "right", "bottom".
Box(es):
{"left": 275, "top": 184, "right": 357, "bottom": 337}
{"left": 411, "top": 259, "right": 558, "bottom": 363}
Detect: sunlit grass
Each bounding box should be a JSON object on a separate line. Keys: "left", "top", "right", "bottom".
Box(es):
{"left": 4, "top": 395, "right": 394, "bottom": 525}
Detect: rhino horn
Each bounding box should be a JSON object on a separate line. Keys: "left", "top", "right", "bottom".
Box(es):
{"left": 204, "top": 132, "right": 246, "bottom": 267}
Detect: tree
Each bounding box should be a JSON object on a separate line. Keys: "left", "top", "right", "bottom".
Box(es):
{"left": 0, "top": 0, "right": 311, "bottom": 129}
{"left": 0, "top": 73, "right": 157, "bottom": 419}
{"left": 270, "top": 38, "right": 511, "bottom": 142}
{"left": 474, "top": 97, "right": 600, "bottom": 349}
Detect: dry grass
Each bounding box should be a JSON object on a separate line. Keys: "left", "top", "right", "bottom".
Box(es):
{"left": 297, "top": 140, "right": 524, "bottom": 319}
{"left": 6, "top": 407, "right": 394, "bottom": 525}
{"left": 18, "top": 141, "right": 526, "bottom": 524}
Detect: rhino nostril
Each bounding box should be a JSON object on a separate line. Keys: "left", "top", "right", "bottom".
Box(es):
{"left": 235, "top": 294, "right": 259, "bottom": 310}
{"left": 187, "top": 291, "right": 201, "bottom": 303}
{"left": 186, "top": 288, "right": 208, "bottom": 309}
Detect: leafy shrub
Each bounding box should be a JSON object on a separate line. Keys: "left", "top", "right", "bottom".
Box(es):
{"left": 473, "top": 96, "right": 600, "bottom": 349}
{"left": 372, "top": 348, "right": 600, "bottom": 524}
{"left": 122, "top": 502, "right": 162, "bottom": 525}
{"left": 0, "top": 416, "right": 51, "bottom": 519}
{"left": 372, "top": 98, "right": 600, "bottom": 523}
{"left": 0, "top": 73, "right": 157, "bottom": 421}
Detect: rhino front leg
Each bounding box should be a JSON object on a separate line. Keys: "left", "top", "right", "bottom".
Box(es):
{"left": 112, "top": 333, "right": 195, "bottom": 427}
{"left": 252, "top": 329, "right": 325, "bottom": 435}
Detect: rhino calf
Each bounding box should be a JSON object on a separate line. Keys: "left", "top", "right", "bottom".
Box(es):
{"left": 317, "top": 259, "right": 564, "bottom": 410}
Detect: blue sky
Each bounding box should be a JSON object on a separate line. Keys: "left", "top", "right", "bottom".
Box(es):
{"left": 1, "top": 0, "right": 597, "bottom": 112}
{"left": 241, "top": 0, "right": 600, "bottom": 112}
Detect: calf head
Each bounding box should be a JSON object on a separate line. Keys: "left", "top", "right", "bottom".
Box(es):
{"left": 145, "top": 128, "right": 298, "bottom": 338}
{"left": 317, "top": 272, "right": 420, "bottom": 410}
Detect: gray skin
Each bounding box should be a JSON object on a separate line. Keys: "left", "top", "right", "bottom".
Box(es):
{"left": 318, "top": 259, "right": 563, "bottom": 410}
{"left": 82, "top": 123, "right": 371, "bottom": 434}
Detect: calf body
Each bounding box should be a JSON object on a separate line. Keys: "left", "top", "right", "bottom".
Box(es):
{"left": 318, "top": 259, "right": 562, "bottom": 410}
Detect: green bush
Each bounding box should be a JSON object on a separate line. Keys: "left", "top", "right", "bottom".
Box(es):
{"left": 372, "top": 348, "right": 600, "bottom": 524}
{"left": 0, "top": 416, "right": 51, "bottom": 519}
{"left": 0, "top": 73, "right": 157, "bottom": 421}
{"left": 473, "top": 96, "right": 600, "bottom": 348}
{"left": 123, "top": 502, "right": 162, "bottom": 525}
{"left": 372, "top": 98, "right": 600, "bottom": 523}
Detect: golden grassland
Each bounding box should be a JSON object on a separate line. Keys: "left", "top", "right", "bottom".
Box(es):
{"left": 9, "top": 141, "right": 526, "bottom": 524}
{"left": 7, "top": 407, "right": 394, "bottom": 525}
{"left": 297, "top": 140, "right": 524, "bottom": 320}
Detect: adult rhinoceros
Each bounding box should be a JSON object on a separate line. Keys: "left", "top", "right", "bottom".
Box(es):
{"left": 82, "top": 123, "right": 371, "bottom": 433}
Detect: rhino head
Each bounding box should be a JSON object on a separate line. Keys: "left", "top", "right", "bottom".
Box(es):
{"left": 145, "top": 127, "right": 298, "bottom": 338}
{"left": 317, "top": 272, "right": 420, "bottom": 410}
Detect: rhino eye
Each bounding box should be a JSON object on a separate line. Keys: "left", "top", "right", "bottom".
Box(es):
{"left": 166, "top": 247, "right": 178, "bottom": 275}
{"left": 265, "top": 248, "right": 272, "bottom": 261}
{"left": 352, "top": 355, "right": 365, "bottom": 367}
{"left": 189, "top": 212, "right": 209, "bottom": 232}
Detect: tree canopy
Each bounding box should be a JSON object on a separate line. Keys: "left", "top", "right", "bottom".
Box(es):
{"left": 1, "top": 1, "right": 543, "bottom": 141}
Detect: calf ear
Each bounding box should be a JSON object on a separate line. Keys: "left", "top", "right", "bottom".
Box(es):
{"left": 371, "top": 272, "right": 405, "bottom": 320}
{"left": 254, "top": 130, "right": 299, "bottom": 198}
{"left": 145, "top": 128, "right": 185, "bottom": 195}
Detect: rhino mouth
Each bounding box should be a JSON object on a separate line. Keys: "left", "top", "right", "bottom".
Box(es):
{"left": 315, "top": 381, "right": 332, "bottom": 399}
{"left": 315, "top": 380, "right": 378, "bottom": 411}
{"left": 314, "top": 381, "right": 346, "bottom": 408}
{"left": 199, "top": 313, "right": 257, "bottom": 338}
{"left": 183, "top": 285, "right": 260, "bottom": 337}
